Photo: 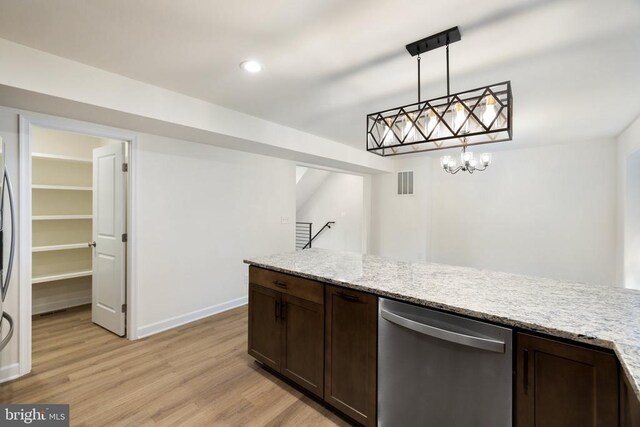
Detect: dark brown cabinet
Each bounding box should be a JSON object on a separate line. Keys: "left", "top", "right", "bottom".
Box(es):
{"left": 247, "top": 267, "right": 324, "bottom": 398}
{"left": 516, "top": 332, "right": 619, "bottom": 427}
{"left": 248, "top": 283, "right": 282, "bottom": 371}
{"left": 324, "top": 285, "right": 377, "bottom": 427}
{"left": 621, "top": 369, "right": 640, "bottom": 427}
{"left": 280, "top": 293, "right": 324, "bottom": 397}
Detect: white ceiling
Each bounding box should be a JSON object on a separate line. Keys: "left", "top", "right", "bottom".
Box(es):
{"left": 0, "top": 0, "right": 639, "bottom": 151}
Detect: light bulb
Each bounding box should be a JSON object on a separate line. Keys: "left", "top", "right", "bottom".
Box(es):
{"left": 483, "top": 95, "right": 497, "bottom": 127}
{"left": 469, "top": 158, "right": 478, "bottom": 168}
{"left": 383, "top": 123, "right": 394, "bottom": 146}
{"left": 403, "top": 117, "right": 416, "bottom": 142}
{"left": 448, "top": 159, "right": 457, "bottom": 170}
{"left": 480, "top": 153, "right": 492, "bottom": 166}
{"left": 462, "top": 150, "right": 474, "bottom": 165}
{"left": 454, "top": 102, "right": 468, "bottom": 133}
{"left": 440, "top": 156, "right": 451, "bottom": 169}
{"left": 426, "top": 110, "right": 439, "bottom": 137}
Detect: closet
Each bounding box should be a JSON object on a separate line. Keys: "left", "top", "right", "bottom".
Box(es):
{"left": 31, "top": 126, "right": 120, "bottom": 315}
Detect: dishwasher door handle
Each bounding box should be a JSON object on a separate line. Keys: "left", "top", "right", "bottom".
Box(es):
{"left": 380, "top": 308, "right": 506, "bottom": 353}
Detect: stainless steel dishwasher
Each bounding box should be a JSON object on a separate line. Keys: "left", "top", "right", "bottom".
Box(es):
{"left": 378, "top": 298, "right": 513, "bottom": 426}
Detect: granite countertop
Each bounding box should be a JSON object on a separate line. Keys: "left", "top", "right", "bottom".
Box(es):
{"left": 244, "top": 248, "right": 640, "bottom": 400}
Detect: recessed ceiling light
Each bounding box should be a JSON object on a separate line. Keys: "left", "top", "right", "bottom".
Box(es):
{"left": 239, "top": 60, "right": 263, "bottom": 73}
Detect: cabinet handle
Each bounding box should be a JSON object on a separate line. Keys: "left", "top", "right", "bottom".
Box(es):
{"left": 337, "top": 291, "right": 361, "bottom": 303}
{"left": 273, "top": 280, "right": 288, "bottom": 289}
{"left": 523, "top": 349, "right": 529, "bottom": 395}
{"left": 275, "top": 301, "right": 279, "bottom": 321}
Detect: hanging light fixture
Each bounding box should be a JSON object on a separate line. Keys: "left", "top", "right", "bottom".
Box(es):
{"left": 440, "top": 146, "right": 491, "bottom": 174}
{"left": 366, "top": 27, "right": 513, "bottom": 160}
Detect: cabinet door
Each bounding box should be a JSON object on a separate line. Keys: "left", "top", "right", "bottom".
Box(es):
{"left": 516, "top": 333, "right": 618, "bottom": 427}
{"left": 281, "top": 293, "right": 324, "bottom": 397}
{"left": 621, "top": 370, "right": 640, "bottom": 427}
{"left": 325, "top": 286, "right": 377, "bottom": 426}
{"left": 248, "top": 283, "right": 281, "bottom": 371}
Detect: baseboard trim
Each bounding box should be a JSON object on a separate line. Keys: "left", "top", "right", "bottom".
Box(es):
{"left": 33, "top": 296, "right": 92, "bottom": 315}
{"left": 0, "top": 363, "right": 21, "bottom": 384}
{"left": 137, "top": 296, "right": 248, "bottom": 339}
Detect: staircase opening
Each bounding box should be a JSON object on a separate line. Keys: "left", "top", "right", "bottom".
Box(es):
{"left": 295, "top": 166, "right": 364, "bottom": 252}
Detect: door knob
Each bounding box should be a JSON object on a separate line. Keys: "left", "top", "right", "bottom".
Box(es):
{"left": 88, "top": 241, "right": 96, "bottom": 248}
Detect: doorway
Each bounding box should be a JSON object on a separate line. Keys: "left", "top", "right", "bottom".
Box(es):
{"left": 625, "top": 149, "right": 640, "bottom": 289}
{"left": 18, "top": 114, "right": 137, "bottom": 376}
{"left": 295, "top": 165, "right": 366, "bottom": 253}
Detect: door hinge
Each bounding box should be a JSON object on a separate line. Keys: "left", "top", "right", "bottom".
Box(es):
{"left": 122, "top": 162, "right": 129, "bottom": 172}
{"left": 122, "top": 233, "right": 128, "bottom": 242}
{"left": 121, "top": 303, "right": 127, "bottom": 313}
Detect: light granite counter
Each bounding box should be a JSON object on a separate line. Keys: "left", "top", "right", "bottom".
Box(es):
{"left": 244, "top": 248, "right": 640, "bottom": 400}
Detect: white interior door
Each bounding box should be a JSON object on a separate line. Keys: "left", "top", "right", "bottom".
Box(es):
{"left": 91, "top": 143, "right": 126, "bottom": 336}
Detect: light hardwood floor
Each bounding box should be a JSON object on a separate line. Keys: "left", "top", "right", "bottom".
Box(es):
{"left": 0, "top": 305, "right": 349, "bottom": 426}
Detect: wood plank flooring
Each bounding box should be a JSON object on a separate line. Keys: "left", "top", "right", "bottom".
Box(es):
{"left": 0, "top": 305, "right": 349, "bottom": 426}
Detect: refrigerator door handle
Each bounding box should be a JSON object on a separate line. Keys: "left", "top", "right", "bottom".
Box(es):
{"left": 380, "top": 308, "right": 505, "bottom": 353}
{"left": 0, "top": 311, "right": 13, "bottom": 351}
{"left": 1, "top": 169, "right": 15, "bottom": 302}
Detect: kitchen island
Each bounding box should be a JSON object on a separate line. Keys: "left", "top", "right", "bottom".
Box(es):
{"left": 244, "top": 248, "right": 640, "bottom": 426}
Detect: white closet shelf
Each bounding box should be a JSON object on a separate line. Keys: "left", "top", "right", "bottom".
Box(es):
{"left": 32, "top": 270, "right": 92, "bottom": 284}
{"left": 32, "top": 152, "right": 92, "bottom": 163}
{"left": 32, "top": 185, "right": 92, "bottom": 191}
{"left": 32, "top": 243, "right": 90, "bottom": 252}
{"left": 32, "top": 215, "right": 93, "bottom": 221}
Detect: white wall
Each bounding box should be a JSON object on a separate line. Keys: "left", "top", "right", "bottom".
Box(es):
{"left": 370, "top": 156, "right": 433, "bottom": 262}
{"left": 135, "top": 133, "right": 295, "bottom": 335}
{"left": 617, "top": 114, "right": 640, "bottom": 289}
{"left": 0, "top": 104, "right": 297, "bottom": 378}
{"left": 296, "top": 171, "right": 364, "bottom": 253}
{"left": 372, "top": 139, "right": 619, "bottom": 286}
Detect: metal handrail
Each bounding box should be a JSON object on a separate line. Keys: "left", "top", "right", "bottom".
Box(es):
{"left": 302, "top": 221, "right": 335, "bottom": 250}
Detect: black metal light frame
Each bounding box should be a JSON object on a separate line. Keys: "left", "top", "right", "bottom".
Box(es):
{"left": 366, "top": 27, "right": 513, "bottom": 157}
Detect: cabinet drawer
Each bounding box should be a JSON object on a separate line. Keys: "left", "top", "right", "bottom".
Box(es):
{"left": 249, "top": 266, "right": 323, "bottom": 305}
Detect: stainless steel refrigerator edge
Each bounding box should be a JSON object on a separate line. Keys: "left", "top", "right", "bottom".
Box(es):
{"left": 0, "top": 138, "right": 16, "bottom": 353}
{"left": 378, "top": 298, "right": 513, "bottom": 426}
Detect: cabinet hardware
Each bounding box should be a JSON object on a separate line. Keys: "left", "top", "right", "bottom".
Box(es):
{"left": 273, "top": 280, "right": 288, "bottom": 289}
{"left": 523, "top": 348, "right": 529, "bottom": 394}
{"left": 87, "top": 241, "right": 96, "bottom": 248}
{"left": 338, "top": 291, "right": 360, "bottom": 302}
{"left": 275, "top": 301, "right": 280, "bottom": 321}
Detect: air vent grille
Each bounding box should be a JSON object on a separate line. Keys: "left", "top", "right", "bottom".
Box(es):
{"left": 397, "top": 171, "right": 414, "bottom": 195}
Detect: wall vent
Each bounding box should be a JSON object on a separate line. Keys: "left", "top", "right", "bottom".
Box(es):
{"left": 397, "top": 171, "right": 414, "bottom": 195}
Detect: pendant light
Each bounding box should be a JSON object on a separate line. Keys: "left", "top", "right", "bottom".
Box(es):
{"left": 366, "top": 27, "right": 513, "bottom": 158}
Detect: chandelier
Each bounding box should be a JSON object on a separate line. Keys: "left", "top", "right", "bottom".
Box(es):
{"left": 366, "top": 27, "right": 512, "bottom": 159}
{"left": 440, "top": 146, "right": 491, "bottom": 174}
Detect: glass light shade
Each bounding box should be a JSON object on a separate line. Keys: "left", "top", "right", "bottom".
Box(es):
{"left": 440, "top": 156, "right": 451, "bottom": 169}
{"left": 403, "top": 119, "right": 416, "bottom": 142}
{"left": 480, "top": 153, "right": 492, "bottom": 166}
{"left": 483, "top": 95, "right": 498, "bottom": 127}
{"left": 426, "top": 110, "right": 439, "bottom": 137}
{"left": 383, "top": 125, "right": 394, "bottom": 146}
{"left": 453, "top": 102, "right": 468, "bottom": 133}
{"left": 462, "top": 151, "right": 474, "bottom": 164}
{"left": 447, "top": 159, "right": 457, "bottom": 170}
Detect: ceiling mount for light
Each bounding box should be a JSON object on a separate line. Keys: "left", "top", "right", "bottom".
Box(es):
{"left": 366, "top": 26, "right": 513, "bottom": 158}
